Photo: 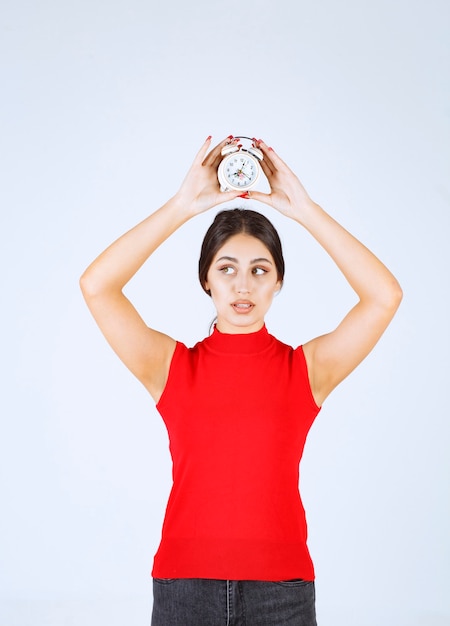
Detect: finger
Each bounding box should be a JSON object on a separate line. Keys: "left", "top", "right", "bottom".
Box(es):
{"left": 251, "top": 141, "right": 275, "bottom": 178}
{"left": 257, "top": 141, "right": 278, "bottom": 172}
{"left": 259, "top": 155, "right": 274, "bottom": 179}
{"left": 202, "top": 136, "right": 236, "bottom": 167}
{"left": 191, "top": 136, "right": 214, "bottom": 166}
{"left": 242, "top": 190, "right": 274, "bottom": 207}
{"left": 257, "top": 140, "right": 290, "bottom": 171}
{"left": 214, "top": 189, "right": 247, "bottom": 205}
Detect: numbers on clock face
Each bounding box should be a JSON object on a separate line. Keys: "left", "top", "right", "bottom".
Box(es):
{"left": 225, "top": 155, "right": 258, "bottom": 188}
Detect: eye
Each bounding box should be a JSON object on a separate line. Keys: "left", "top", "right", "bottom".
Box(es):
{"left": 219, "top": 266, "right": 236, "bottom": 275}
{"left": 253, "top": 267, "right": 267, "bottom": 275}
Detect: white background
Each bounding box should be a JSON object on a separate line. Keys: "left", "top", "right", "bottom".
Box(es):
{"left": 1, "top": 0, "right": 449, "bottom": 624}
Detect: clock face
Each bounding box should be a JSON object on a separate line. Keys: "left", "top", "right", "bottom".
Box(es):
{"left": 222, "top": 153, "right": 260, "bottom": 189}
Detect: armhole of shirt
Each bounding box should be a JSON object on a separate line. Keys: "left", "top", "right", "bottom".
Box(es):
{"left": 156, "top": 341, "right": 187, "bottom": 412}
{"left": 295, "top": 345, "right": 322, "bottom": 413}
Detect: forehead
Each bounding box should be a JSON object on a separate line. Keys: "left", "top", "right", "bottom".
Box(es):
{"left": 213, "top": 233, "right": 274, "bottom": 262}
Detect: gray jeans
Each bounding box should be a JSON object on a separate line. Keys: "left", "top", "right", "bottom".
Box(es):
{"left": 151, "top": 578, "right": 317, "bottom": 626}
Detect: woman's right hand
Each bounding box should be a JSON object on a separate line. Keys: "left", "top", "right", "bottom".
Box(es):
{"left": 80, "top": 136, "right": 245, "bottom": 403}
{"left": 175, "top": 136, "right": 245, "bottom": 215}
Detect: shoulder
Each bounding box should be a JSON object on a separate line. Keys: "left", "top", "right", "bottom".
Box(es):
{"left": 269, "top": 332, "right": 305, "bottom": 361}
{"left": 270, "top": 336, "right": 321, "bottom": 411}
{"left": 268, "top": 334, "right": 314, "bottom": 381}
{"left": 155, "top": 336, "right": 208, "bottom": 406}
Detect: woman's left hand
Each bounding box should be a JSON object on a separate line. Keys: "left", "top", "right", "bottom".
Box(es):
{"left": 248, "top": 140, "right": 316, "bottom": 222}
{"left": 248, "top": 142, "right": 403, "bottom": 408}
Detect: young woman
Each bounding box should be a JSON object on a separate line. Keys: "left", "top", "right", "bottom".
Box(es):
{"left": 80, "top": 136, "right": 402, "bottom": 626}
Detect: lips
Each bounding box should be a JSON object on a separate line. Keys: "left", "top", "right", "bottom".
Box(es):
{"left": 231, "top": 300, "right": 254, "bottom": 313}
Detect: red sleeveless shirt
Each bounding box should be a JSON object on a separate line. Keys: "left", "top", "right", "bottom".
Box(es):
{"left": 152, "top": 325, "right": 320, "bottom": 581}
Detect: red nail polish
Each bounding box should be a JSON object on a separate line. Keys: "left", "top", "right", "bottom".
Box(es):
{"left": 206, "top": 135, "right": 212, "bottom": 141}
{"left": 227, "top": 135, "right": 234, "bottom": 139}
{"left": 239, "top": 192, "right": 250, "bottom": 198}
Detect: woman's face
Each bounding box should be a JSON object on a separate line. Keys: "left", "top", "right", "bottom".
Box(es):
{"left": 205, "top": 233, "right": 282, "bottom": 334}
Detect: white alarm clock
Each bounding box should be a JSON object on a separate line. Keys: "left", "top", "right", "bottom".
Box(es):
{"left": 217, "top": 136, "right": 263, "bottom": 192}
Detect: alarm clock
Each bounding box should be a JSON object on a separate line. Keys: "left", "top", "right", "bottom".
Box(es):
{"left": 217, "top": 136, "right": 263, "bottom": 192}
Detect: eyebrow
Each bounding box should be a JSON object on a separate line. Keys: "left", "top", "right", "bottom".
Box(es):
{"left": 215, "top": 255, "right": 273, "bottom": 265}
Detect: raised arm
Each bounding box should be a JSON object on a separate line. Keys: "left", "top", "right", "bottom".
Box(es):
{"left": 80, "top": 137, "right": 243, "bottom": 402}
{"left": 250, "top": 140, "right": 403, "bottom": 407}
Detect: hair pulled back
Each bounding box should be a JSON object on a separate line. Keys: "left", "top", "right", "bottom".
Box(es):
{"left": 198, "top": 208, "right": 285, "bottom": 296}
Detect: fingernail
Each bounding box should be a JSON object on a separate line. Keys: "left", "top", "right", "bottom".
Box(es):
{"left": 268, "top": 147, "right": 274, "bottom": 151}
{"left": 239, "top": 192, "right": 250, "bottom": 198}
{"left": 206, "top": 135, "right": 212, "bottom": 141}
{"left": 227, "top": 135, "right": 234, "bottom": 139}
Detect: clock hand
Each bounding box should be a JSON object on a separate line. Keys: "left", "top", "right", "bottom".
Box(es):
{"left": 239, "top": 161, "right": 252, "bottom": 179}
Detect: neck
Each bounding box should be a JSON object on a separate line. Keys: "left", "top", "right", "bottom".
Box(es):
{"left": 215, "top": 320, "right": 265, "bottom": 335}
{"left": 206, "top": 324, "right": 273, "bottom": 355}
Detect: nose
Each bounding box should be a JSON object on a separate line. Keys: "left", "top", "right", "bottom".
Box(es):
{"left": 236, "top": 277, "right": 250, "bottom": 294}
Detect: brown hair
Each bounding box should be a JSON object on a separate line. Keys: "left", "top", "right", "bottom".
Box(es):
{"left": 198, "top": 208, "right": 285, "bottom": 295}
